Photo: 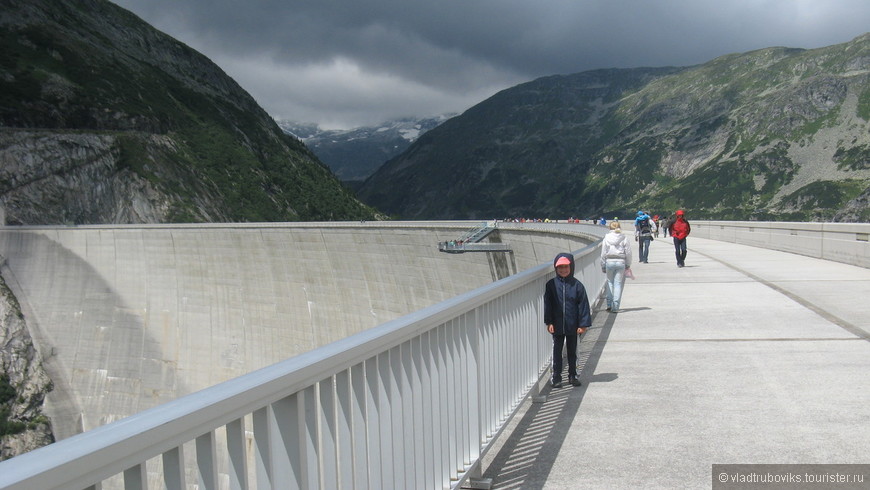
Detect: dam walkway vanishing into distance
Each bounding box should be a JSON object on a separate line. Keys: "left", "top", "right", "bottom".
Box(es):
{"left": 0, "top": 220, "right": 868, "bottom": 489}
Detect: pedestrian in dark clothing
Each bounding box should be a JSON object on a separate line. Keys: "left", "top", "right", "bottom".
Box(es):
{"left": 668, "top": 210, "right": 691, "bottom": 267}
{"left": 543, "top": 253, "right": 592, "bottom": 387}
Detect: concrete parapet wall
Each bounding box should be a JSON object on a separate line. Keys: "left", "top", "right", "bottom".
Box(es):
{"left": 690, "top": 221, "right": 870, "bottom": 268}
{"left": 0, "top": 222, "right": 598, "bottom": 440}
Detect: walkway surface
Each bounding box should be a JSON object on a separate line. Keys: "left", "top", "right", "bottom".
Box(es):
{"left": 481, "top": 236, "right": 870, "bottom": 489}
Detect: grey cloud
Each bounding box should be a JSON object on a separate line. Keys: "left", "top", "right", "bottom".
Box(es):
{"left": 111, "top": 0, "right": 870, "bottom": 128}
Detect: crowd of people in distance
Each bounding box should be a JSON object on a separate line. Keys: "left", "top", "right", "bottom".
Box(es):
{"left": 499, "top": 217, "right": 584, "bottom": 223}
{"left": 500, "top": 216, "right": 635, "bottom": 224}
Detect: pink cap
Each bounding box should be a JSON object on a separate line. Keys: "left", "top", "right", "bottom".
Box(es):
{"left": 555, "top": 257, "right": 571, "bottom": 267}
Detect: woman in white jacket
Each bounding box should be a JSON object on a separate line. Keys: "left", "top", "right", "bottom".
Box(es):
{"left": 600, "top": 221, "right": 633, "bottom": 313}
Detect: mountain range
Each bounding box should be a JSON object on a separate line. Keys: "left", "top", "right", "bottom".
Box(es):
{"left": 277, "top": 116, "right": 451, "bottom": 183}
{"left": 3, "top": 0, "right": 867, "bottom": 225}
{"left": 0, "top": 0, "right": 378, "bottom": 225}
{"left": 357, "top": 35, "right": 870, "bottom": 222}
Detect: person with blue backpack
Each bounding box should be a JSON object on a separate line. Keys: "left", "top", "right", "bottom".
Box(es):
{"left": 634, "top": 210, "right": 656, "bottom": 263}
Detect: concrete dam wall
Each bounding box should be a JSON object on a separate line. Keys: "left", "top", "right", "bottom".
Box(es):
{"left": 0, "top": 222, "right": 595, "bottom": 440}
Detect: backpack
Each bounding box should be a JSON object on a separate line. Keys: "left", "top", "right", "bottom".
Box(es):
{"left": 639, "top": 217, "right": 652, "bottom": 235}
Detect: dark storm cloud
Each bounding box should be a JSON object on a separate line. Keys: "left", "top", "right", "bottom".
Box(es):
{"left": 111, "top": 0, "right": 870, "bottom": 128}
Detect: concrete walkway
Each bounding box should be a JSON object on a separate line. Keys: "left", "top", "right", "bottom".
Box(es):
{"left": 481, "top": 236, "right": 870, "bottom": 489}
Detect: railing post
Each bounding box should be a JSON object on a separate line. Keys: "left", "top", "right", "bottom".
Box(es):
{"left": 162, "top": 445, "right": 187, "bottom": 490}
{"left": 301, "top": 385, "right": 319, "bottom": 489}
{"left": 318, "top": 376, "right": 338, "bottom": 489}
{"left": 394, "top": 343, "right": 411, "bottom": 488}
{"left": 420, "top": 330, "right": 437, "bottom": 488}
{"left": 377, "top": 351, "right": 394, "bottom": 487}
{"left": 122, "top": 463, "right": 146, "bottom": 490}
{"left": 195, "top": 431, "right": 218, "bottom": 490}
{"left": 409, "top": 336, "right": 426, "bottom": 489}
{"left": 225, "top": 418, "right": 247, "bottom": 490}
{"left": 270, "top": 394, "right": 302, "bottom": 490}
{"left": 335, "top": 369, "right": 354, "bottom": 489}
{"left": 364, "top": 357, "right": 383, "bottom": 489}
{"left": 253, "top": 406, "right": 275, "bottom": 489}
{"left": 349, "top": 364, "right": 369, "bottom": 489}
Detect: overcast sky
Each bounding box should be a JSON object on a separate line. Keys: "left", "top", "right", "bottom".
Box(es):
{"left": 110, "top": 0, "right": 870, "bottom": 129}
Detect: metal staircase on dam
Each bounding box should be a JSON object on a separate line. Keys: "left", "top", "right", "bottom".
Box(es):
{"left": 438, "top": 221, "right": 513, "bottom": 254}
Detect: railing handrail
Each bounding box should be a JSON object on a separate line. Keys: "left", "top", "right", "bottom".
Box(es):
{"left": 0, "top": 224, "right": 606, "bottom": 490}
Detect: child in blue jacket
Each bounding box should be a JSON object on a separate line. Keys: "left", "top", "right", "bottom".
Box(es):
{"left": 543, "top": 253, "right": 592, "bottom": 387}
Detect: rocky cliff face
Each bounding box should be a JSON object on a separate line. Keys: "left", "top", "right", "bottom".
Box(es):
{"left": 0, "top": 131, "right": 217, "bottom": 224}
{"left": 0, "top": 269, "right": 53, "bottom": 461}
{"left": 358, "top": 34, "right": 870, "bottom": 221}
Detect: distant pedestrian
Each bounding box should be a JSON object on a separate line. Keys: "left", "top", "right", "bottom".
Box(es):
{"left": 544, "top": 253, "right": 592, "bottom": 388}
{"left": 600, "top": 221, "right": 632, "bottom": 313}
{"left": 660, "top": 215, "right": 670, "bottom": 237}
{"left": 668, "top": 209, "right": 691, "bottom": 267}
{"left": 598, "top": 216, "right": 607, "bottom": 226}
{"left": 634, "top": 210, "right": 655, "bottom": 263}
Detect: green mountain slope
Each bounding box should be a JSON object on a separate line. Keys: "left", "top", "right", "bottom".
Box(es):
{"left": 0, "top": 0, "right": 378, "bottom": 224}
{"left": 358, "top": 35, "right": 870, "bottom": 221}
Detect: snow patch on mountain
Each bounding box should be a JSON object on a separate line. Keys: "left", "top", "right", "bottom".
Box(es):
{"left": 276, "top": 115, "right": 453, "bottom": 181}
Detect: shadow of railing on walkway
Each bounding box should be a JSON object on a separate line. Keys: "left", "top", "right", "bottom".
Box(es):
{"left": 482, "top": 311, "right": 618, "bottom": 489}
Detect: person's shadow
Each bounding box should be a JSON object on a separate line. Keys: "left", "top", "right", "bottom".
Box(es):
{"left": 482, "top": 310, "right": 618, "bottom": 489}
{"left": 613, "top": 306, "right": 652, "bottom": 313}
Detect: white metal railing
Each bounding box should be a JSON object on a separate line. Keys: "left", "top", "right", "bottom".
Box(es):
{"left": 0, "top": 234, "right": 605, "bottom": 490}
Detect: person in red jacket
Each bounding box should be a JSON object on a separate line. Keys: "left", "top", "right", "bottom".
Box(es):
{"left": 668, "top": 209, "right": 691, "bottom": 267}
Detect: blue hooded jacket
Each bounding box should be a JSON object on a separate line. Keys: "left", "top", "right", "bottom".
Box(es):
{"left": 543, "top": 253, "right": 592, "bottom": 334}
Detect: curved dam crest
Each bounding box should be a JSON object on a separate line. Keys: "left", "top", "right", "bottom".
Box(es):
{"left": 0, "top": 223, "right": 595, "bottom": 440}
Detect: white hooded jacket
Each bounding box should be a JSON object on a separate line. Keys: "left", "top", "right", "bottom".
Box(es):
{"left": 600, "top": 230, "right": 633, "bottom": 268}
